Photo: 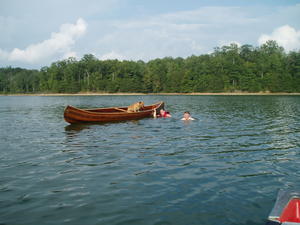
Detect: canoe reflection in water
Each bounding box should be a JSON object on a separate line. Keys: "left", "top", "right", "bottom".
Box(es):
{"left": 64, "top": 120, "right": 141, "bottom": 133}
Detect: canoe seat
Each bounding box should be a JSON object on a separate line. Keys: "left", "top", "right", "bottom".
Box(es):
{"left": 114, "top": 108, "right": 127, "bottom": 112}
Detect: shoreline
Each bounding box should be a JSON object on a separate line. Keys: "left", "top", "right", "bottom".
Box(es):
{"left": 1, "top": 92, "right": 300, "bottom": 96}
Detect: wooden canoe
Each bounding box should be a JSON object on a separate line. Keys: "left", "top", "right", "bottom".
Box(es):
{"left": 64, "top": 101, "right": 165, "bottom": 124}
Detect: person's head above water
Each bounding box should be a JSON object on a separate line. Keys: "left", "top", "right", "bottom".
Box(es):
{"left": 156, "top": 109, "right": 171, "bottom": 118}
{"left": 183, "top": 111, "right": 191, "bottom": 119}
{"left": 182, "top": 111, "right": 194, "bottom": 121}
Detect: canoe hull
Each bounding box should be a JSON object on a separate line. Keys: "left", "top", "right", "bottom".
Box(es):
{"left": 64, "top": 101, "right": 164, "bottom": 124}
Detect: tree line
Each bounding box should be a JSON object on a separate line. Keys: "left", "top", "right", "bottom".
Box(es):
{"left": 1, "top": 40, "right": 300, "bottom": 94}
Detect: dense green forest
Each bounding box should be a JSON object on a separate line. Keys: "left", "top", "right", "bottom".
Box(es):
{"left": 1, "top": 41, "right": 300, "bottom": 94}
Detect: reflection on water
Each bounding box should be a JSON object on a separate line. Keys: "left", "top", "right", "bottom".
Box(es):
{"left": 65, "top": 124, "right": 92, "bottom": 132}
{"left": 0, "top": 95, "right": 299, "bottom": 225}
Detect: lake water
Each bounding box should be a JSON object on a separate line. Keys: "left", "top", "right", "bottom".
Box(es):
{"left": 0, "top": 95, "right": 299, "bottom": 225}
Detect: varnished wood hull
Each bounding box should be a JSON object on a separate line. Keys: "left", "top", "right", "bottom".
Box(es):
{"left": 64, "top": 101, "right": 164, "bottom": 124}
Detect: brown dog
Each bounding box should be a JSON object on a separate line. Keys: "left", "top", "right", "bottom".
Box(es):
{"left": 127, "top": 101, "right": 144, "bottom": 112}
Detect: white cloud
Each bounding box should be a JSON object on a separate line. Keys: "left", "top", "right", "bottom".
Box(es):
{"left": 218, "top": 40, "right": 242, "bottom": 47}
{"left": 88, "top": 4, "right": 300, "bottom": 62}
{"left": 62, "top": 51, "right": 78, "bottom": 59}
{"left": 160, "top": 6, "right": 259, "bottom": 25}
{"left": 0, "top": 18, "right": 87, "bottom": 63}
{"left": 94, "top": 6, "right": 263, "bottom": 61}
{"left": 99, "top": 51, "right": 124, "bottom": 61}
{"left": 1, "top": 2, "right": 300, "bottom": 68}
{"left": 258, "top": 25, "right": 300, "bottom": 51}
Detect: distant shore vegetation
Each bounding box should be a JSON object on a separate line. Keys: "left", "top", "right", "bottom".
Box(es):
{"left": 1, "top": 41, "right": 300, "bottom": 94}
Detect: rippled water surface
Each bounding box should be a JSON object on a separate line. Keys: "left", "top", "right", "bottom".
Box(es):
{"left": 0, "top": 95, "right": 300, "bottom": 225}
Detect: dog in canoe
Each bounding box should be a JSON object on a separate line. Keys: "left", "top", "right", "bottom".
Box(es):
{"left": 127, "top": 101, "right": 144, "bottom": 112}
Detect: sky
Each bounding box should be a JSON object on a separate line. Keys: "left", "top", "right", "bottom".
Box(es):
{"left": 0, "top": 0, "right": 300, "bottom": 69}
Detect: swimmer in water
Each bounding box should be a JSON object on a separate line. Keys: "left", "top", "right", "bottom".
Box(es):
{"left": 181, "top": 111, "right": 195, "bottom": 121}
{"left": 153, "top": 109, "right": 171, "bottom": 118}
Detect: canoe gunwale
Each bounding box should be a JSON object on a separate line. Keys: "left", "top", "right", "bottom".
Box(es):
{"left": 66, "top": 101, "right": 163, "bottom": 114}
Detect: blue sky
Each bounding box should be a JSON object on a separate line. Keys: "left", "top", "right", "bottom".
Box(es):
{"left": 0, "top": 0, "right": 300, "bottom": 69}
